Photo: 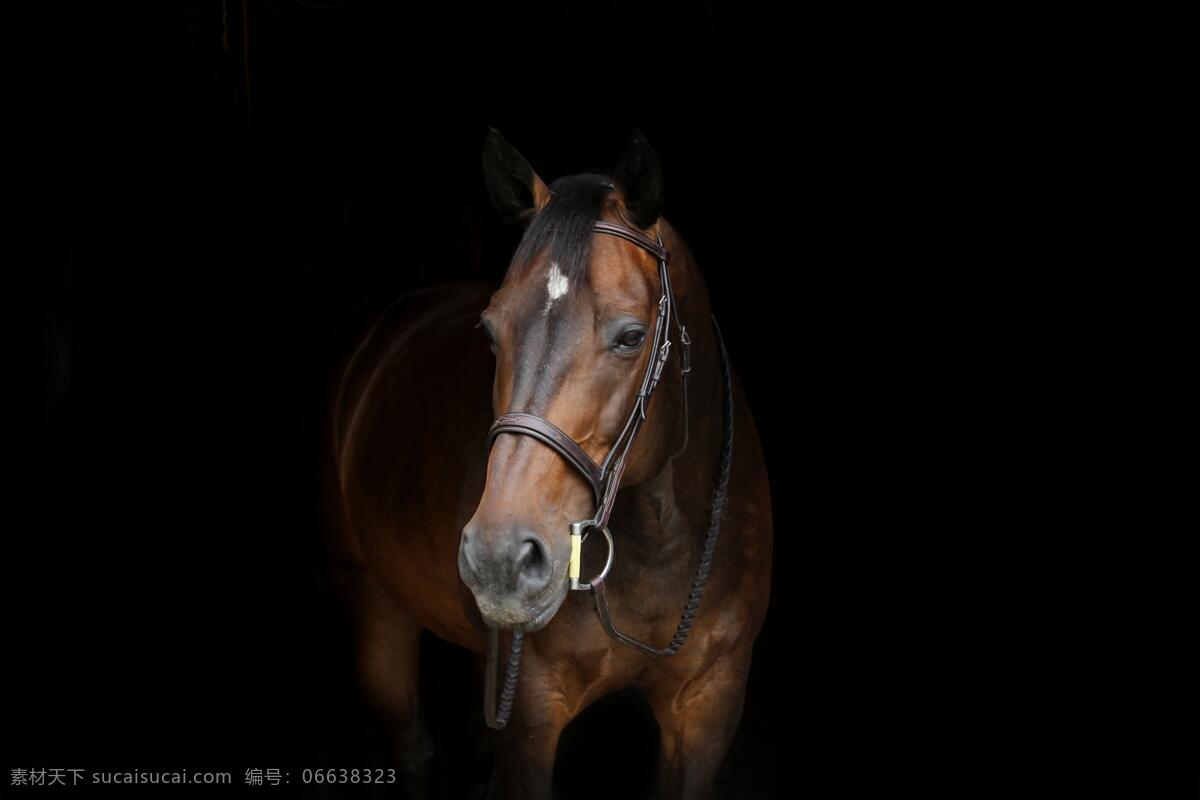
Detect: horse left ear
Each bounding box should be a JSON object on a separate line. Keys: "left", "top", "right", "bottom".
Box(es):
{"left": 482, "top": 128, "right": 553, "bottom": 224}
{"left": 614, "top": 130, "right": 664, "bottom": 229}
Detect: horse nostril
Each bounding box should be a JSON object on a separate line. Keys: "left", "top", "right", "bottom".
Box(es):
{"left": 459, "top": 527, "right": 480, "bottom": 580}
{"left": 516, "top": 538, "right": 545, "bottom": 570}
{"left": 514, "top": 536, "right": 550, "bottom": 592}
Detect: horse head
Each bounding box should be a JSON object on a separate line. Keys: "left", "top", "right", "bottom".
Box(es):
{"left": 459, "top": 130, "right": 689, "bottom": 633}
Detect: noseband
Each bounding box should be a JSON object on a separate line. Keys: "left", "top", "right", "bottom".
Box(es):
{"left": 481, "top": 219, "right": 734, "bottom": 729}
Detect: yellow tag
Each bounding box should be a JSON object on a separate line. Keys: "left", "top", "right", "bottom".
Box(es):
{"left": 569, "top": 532, "right": 581, "bottom": 580}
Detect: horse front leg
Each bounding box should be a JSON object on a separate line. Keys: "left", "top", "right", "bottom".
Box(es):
{"left": 339, "top": 567, "right": 434, "bottom": 799}
{"left": 485, "top": 641, "right": 578, "bottom": 800}
{"left": 648, "top": 648, "right": 753, "bottom": 800}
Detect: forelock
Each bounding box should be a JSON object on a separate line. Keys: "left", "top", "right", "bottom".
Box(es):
{"left": 507, "top": 173, "right": 613, "bottom": 286}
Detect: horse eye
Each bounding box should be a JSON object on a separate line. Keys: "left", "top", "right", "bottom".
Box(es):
{"left": 616, "top": 329, "right": 646, "bottom": 350}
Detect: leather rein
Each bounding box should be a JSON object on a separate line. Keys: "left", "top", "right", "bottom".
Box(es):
{"left": 482, "top": 219, "right": 735, "bottom": 729}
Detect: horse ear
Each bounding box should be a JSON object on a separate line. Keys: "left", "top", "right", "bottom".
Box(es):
{"left": 614, "top": 130, "right": 664, "bottom": 229}
{"left": 482, "top": 128, "right": 552, "bottom": 224}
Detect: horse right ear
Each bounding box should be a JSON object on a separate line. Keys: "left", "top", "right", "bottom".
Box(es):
{"left": 482, "top": 129, "right": 552, "bottom": 224}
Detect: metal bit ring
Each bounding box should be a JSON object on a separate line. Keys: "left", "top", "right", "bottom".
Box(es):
{"left": 569, "top": 521, "right": 613, "bottom": 591}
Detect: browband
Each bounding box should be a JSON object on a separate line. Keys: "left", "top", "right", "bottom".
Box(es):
{"left": 591, "top": 220, "right": 670, "bottom": 263}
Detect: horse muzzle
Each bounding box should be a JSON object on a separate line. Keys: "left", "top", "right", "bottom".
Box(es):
{"left": 458, "top": 524, "right": 570, "bottom": 632}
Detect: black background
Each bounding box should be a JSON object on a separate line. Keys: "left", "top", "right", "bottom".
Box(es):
{"left": 17, "top": 1, "right": 1009, "bottom": 797}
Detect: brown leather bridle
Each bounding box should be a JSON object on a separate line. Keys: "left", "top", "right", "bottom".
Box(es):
{"left": 486, "top": 220, "right": 690, "bottom": 564}
{"left": 481, "top": 218, "right": 734, "bottom": 729}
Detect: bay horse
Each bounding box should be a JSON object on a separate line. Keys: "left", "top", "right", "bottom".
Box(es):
{"left": 323, "top": 130, "right": 773, "bottom": 799}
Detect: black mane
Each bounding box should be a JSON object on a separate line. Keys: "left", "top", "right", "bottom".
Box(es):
{"left": 508, "top": 173, "right": 613, "bottom": 284}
